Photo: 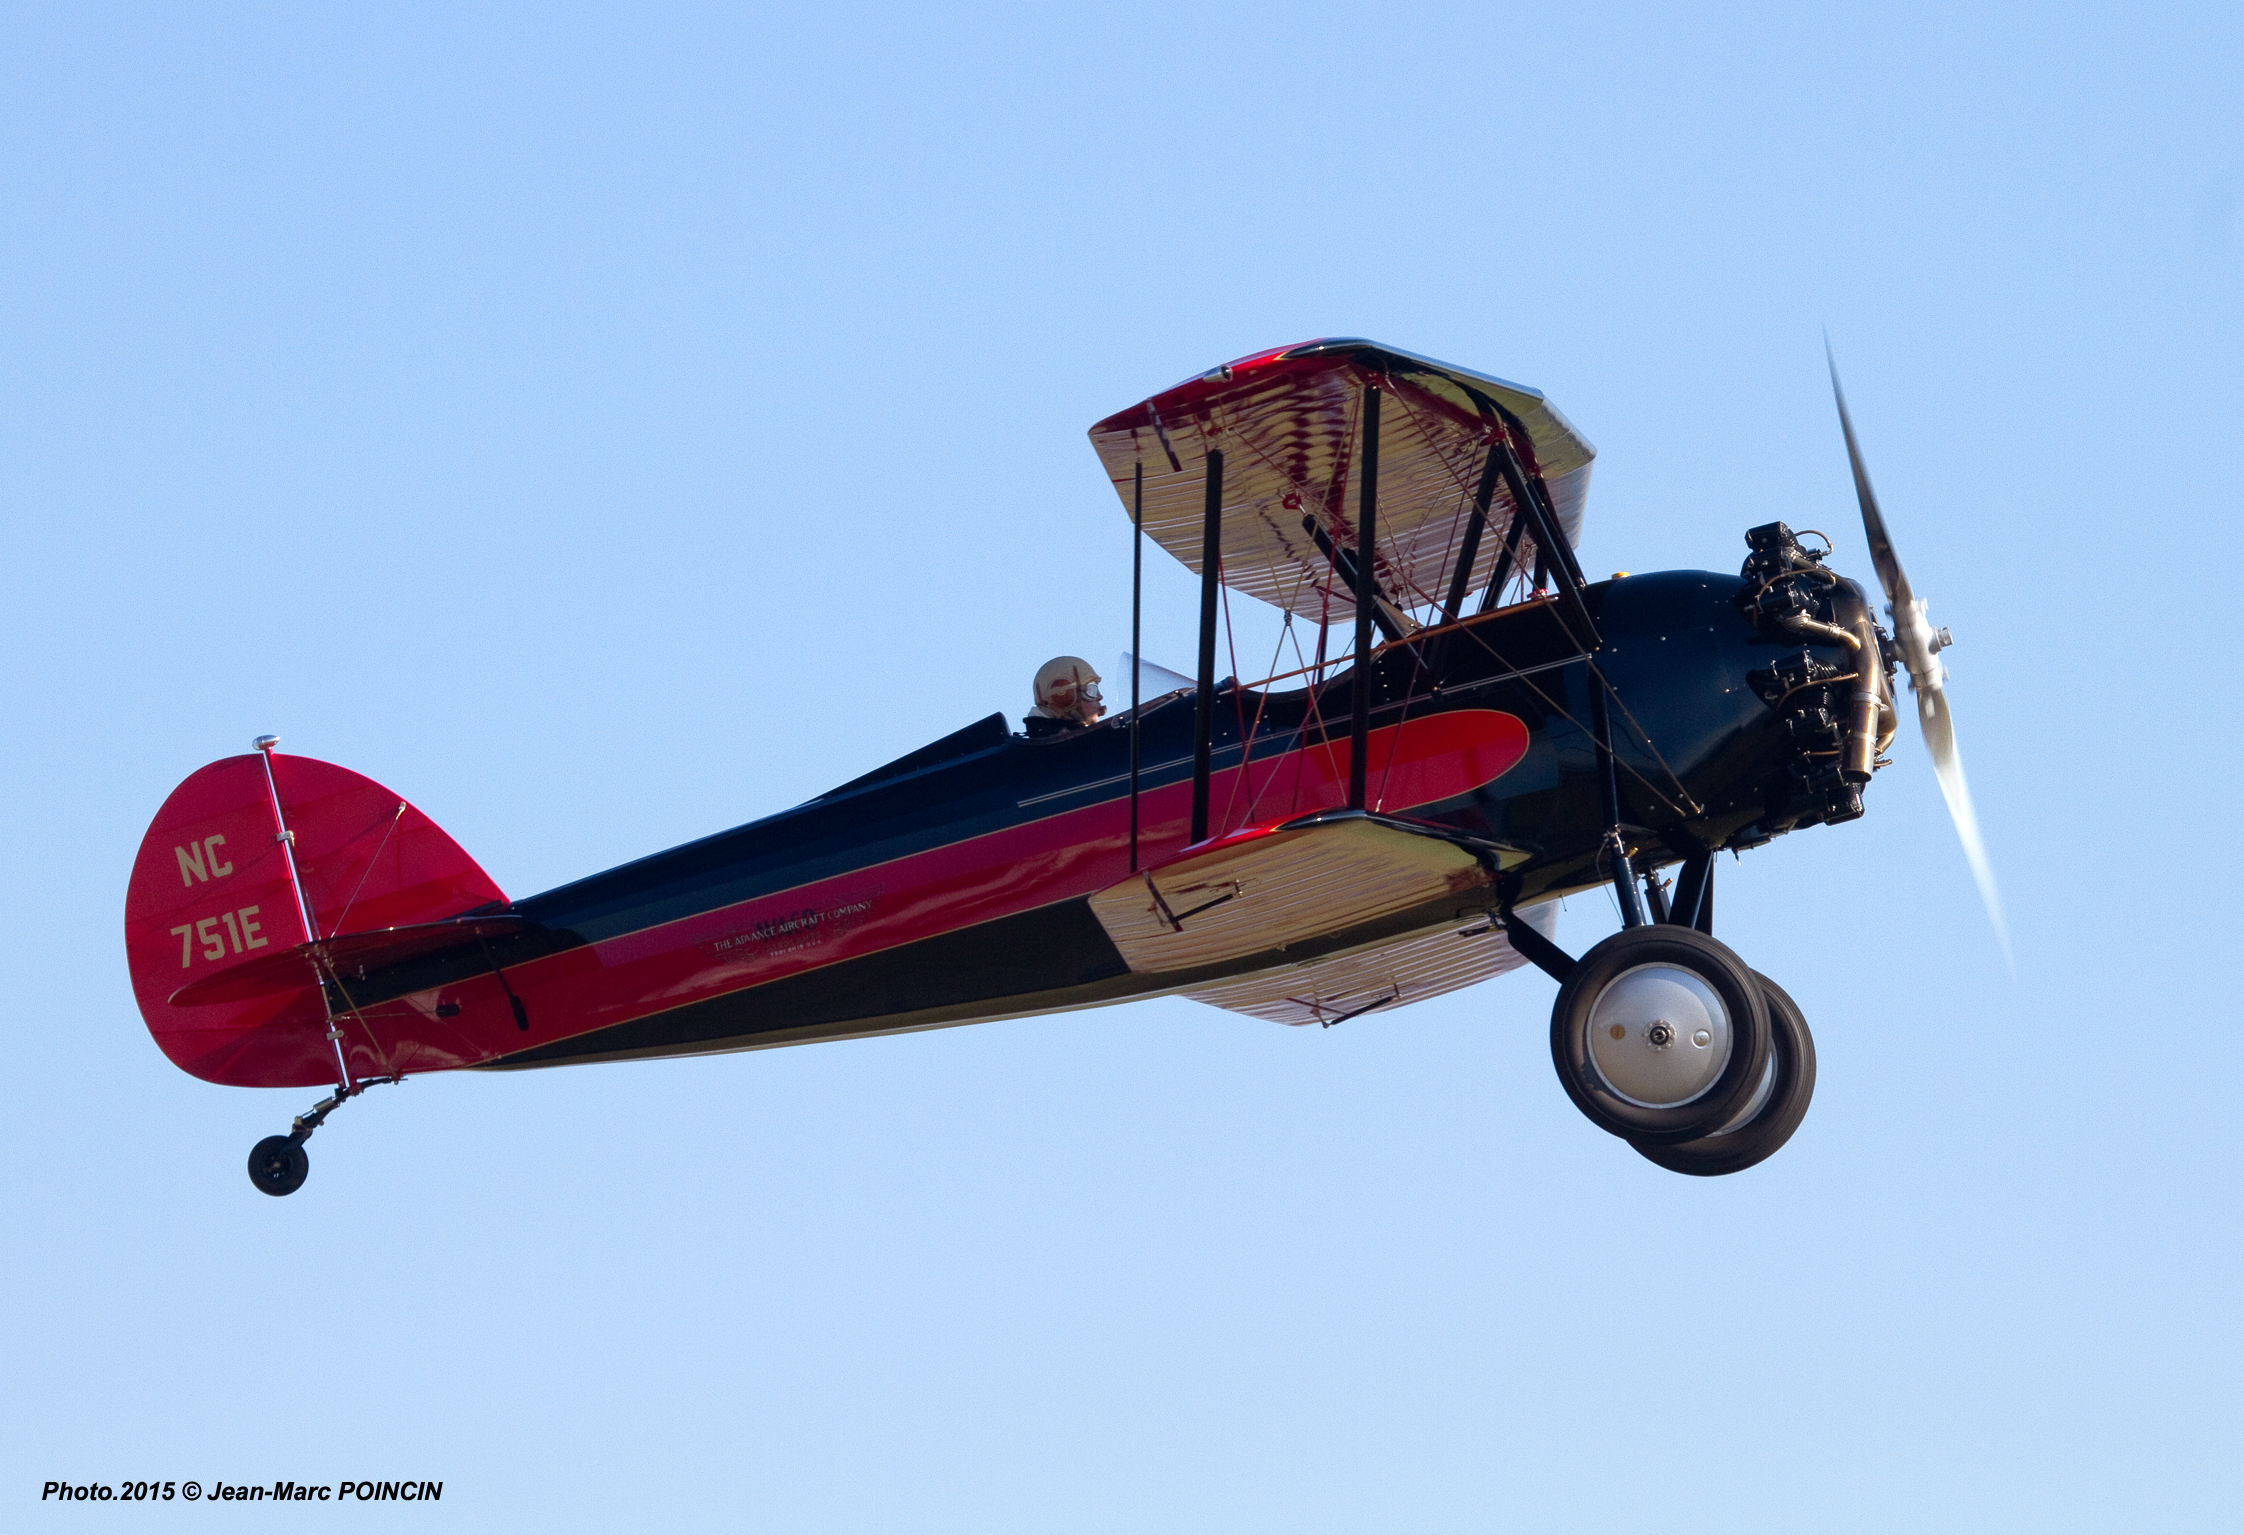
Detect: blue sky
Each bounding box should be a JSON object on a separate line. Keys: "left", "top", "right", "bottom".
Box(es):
{"left": 4, "top": 3, "right": 2239, "bottom": 1529}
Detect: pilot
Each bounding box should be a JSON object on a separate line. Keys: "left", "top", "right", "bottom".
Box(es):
{"left": 1025, "top": 656, "right": 1104, "bottom": 738}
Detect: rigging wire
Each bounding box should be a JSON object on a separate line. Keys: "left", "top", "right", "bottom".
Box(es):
{"left": 1439, "top": 614, "right": 1697, "bottom": 822}
{"left": 328, "top": 801, "right": 408, "bottom": 937}
{"left": 1587, "top": 660, "right": 1703, "bottom": 817}
{"left": 1136, "top": 375, "right": 1681, "bottom": 830}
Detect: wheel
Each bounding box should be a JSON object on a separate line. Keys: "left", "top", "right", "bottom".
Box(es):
{"left": 1550, "top": 924, "right": 1771, "bottom": 1144}
{"left": 247, "top": 1135, "right": 309, "bottom": 1197}
{"left": 1632, "top": 973, "right": 1816, "bottom": 1177}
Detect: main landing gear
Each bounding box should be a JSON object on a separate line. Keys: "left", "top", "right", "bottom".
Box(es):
{"left": 245, "top": 1077, "right": 392, "bottom": 1197}
{"left": 1504, "top": 851, "right": 1817, "bottom": 1176}
{"left": 1630, "top": 971, "right": 1816, "bottom": 1177}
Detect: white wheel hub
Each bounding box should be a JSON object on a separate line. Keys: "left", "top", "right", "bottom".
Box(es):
{"left": 1584, "top": 963, "right": 1732, "bottom": 1108}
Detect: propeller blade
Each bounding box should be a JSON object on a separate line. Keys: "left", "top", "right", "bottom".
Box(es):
{"left": 1826, "top": 340, "right": 2008, "bottom": 966}
{"left": 1918, "top": 675, "right": 2013, "bottom": 970}
{"left": 1825, "top": 342, "right": 1913, "bottom": 612}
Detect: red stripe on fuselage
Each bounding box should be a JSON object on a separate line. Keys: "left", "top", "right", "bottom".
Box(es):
{"left": 294, "top": 710, "right": 1530, "bottom": 1085}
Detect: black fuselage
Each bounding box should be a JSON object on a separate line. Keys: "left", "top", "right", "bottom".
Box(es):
{"left": 462, "top": 567, "right": 1862, "bottom": 1070}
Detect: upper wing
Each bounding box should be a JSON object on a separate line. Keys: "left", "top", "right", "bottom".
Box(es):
{"left": 1087, "top": 339, "right": 1595, "bottom": 624}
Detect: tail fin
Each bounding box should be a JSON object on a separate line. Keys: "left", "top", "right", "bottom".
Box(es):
{"left": 124, "top": 748, "right": 506, "bottom": 1087}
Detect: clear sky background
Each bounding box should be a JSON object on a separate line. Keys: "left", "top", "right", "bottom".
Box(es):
{"left": 4, "top": 3, "right": 2239, "bottom": 1530}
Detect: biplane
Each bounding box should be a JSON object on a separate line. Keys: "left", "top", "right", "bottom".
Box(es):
{"left": 124, "top": 339, "right": 2001, "bottom": 1193}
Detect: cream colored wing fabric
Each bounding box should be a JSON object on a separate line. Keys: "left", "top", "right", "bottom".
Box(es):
{"left": 1088, "top": 339, "right": 1594, "bottom": 624}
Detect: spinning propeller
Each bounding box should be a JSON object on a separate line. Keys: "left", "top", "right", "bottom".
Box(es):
{"left": 1826, "top": 348, "right": 2011, "bottom": 965}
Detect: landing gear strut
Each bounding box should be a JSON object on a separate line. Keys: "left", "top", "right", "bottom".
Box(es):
{"left": 244, "top": 1077, "right": 392, "bottom": 1197}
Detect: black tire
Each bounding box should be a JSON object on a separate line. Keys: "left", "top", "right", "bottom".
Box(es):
{"left": 1633, "top": 973, "right": 1816, "bottom": 1177}
{"left": 247, "top": 1135, "right": 309, "bottom": 1197}
{"left": 1550, "top": 925, "right": 1770, "bottom": 1144}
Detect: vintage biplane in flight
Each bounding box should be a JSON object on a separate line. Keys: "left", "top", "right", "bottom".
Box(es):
{"left": 125, "top": 339, "right": 2001, "bottom": 1193}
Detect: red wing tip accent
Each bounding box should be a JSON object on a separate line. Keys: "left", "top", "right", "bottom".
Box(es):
{"left": 1086, "top": 341, "right": 1337, "bottom": 438}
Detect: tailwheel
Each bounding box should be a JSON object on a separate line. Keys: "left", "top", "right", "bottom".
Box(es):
{"left": 242, "top": 1076, "right": 392, "bottom": 1196}
{"left": 1549, "top": 925, "right": 1772, "bottom": 1144}
{"left": 247, "top": 1135, "right": 309, "bottom": 1197}
{"left": 1632, "top": 973, "right": 1816, "bottom": 1177}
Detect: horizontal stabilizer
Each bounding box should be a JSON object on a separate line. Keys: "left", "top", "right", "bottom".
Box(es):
{"left": 168, "top": 916, "right": 535, "bottom": 1007}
